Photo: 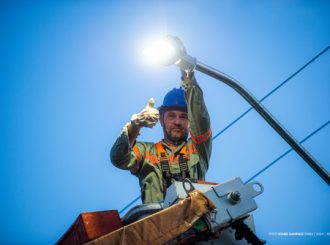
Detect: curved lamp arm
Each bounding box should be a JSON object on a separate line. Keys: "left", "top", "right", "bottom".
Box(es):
{"left": 144, "top": 36, "right": 330, "bottom": 185}
{"left": 195, "top": 61, "right": 330, "bottom": 185}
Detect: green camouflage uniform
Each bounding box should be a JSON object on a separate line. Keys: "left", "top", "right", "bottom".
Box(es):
{"left": 110, "top": 76, "right": 212, "bottom": 203}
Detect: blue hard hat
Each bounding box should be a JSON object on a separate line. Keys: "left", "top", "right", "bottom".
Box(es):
{"left": 159, "top": 87, "right": 187, "bottom": 113}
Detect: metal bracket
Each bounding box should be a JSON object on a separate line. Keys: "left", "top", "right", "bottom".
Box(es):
{"left": 175, "top": 54, "right": 197, "bottom": 73}
{"left": 245, "top": 181, "right": 264, "bottom": 198}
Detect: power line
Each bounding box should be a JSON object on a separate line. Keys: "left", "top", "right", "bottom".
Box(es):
{"left": 119, "top": 46, "right": 330, "bottom": 214}
{"left": 212, "top": 45, "right": 330, "bottom": 141}
{"left": 119, "top": 195, "right": 141, "bottom": 214}
{"left": 245, "top": 120, "right": 329, "bottom": 184}
{"left": 119, "top": 121, "right": 329, "bottom": 213}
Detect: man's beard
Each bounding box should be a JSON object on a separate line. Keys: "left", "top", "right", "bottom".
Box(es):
{"left": 163, "top": 127, "right": 188, "bottom": 145}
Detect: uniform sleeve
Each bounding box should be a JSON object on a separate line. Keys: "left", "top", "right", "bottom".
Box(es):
{"left": 110, "top": 124, "right": 145, "bottom": 176}
{"left": 181, "top": 74, "right": 212, "bottom": 171}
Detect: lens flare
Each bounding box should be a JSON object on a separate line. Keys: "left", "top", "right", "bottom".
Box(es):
{"left": 142, "top": 39, "right": 175, "bottom": 64}
{"left": 142, "top": 36, "right": 184, "bottom": 65}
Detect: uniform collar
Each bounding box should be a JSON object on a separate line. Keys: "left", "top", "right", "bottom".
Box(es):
{"left": 161, "top": 139, "right": 187, "bottom": 155}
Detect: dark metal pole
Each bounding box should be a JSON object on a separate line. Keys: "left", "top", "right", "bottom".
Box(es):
{"left": 196, "top": 61, "right": 330, "bottom": 186}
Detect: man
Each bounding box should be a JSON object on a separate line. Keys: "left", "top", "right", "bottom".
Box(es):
{"left": 110, "top": 71, "right": 212, "bottom": 204}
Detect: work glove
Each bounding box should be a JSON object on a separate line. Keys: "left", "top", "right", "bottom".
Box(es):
{"left": 131, "top": 98, "right": 159, "bottom": 128}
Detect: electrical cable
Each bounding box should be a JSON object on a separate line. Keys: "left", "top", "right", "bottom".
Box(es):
{"left": 119, "top": 46, "right": 330, "bottom": 214}
{"left": 119, "top": 120, "right": 329, "bottom": 214}
{"left": 245, "top": 120, "right": 329, "bottom": 184}
{"left": 212, "top": 45, "right": 330, "bottom": 141}
{"left": 119, "top": 195, "right": 141, "bottom": 214}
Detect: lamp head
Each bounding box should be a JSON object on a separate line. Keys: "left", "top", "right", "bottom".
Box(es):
{"left": 142, "top": 35, "right": 186, "bottom": 66}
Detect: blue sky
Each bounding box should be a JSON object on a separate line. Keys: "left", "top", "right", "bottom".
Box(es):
{"left": 1, "top": 1, "right": 329, "bottom": 244}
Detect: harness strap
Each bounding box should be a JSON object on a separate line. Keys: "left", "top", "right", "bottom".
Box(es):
{"left": 156, "top": 142, "right": 171, "bottom": 189}
{"left": 159, "top": 152, "right": 171, "bottom": 179}
{"left": 179, "top": 153, "right": 189, "bottom": 179}
{"left": 155, "top": 142, "right": 190, "bottom": 189}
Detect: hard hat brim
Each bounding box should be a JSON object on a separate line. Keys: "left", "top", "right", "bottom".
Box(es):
{"left": 159, "top": 106, "right": 188, "bottom": 114}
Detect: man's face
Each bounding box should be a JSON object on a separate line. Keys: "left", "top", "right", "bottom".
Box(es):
{"left": 160, "top": 110, "right": 189, "bottom": 144}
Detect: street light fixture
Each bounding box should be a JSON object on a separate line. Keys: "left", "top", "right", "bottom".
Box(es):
{"left": 144, "top": 35, "right": 330, "bottom": 186}
{"left": 143, "top": 36, "right": 188, "bottom": 66}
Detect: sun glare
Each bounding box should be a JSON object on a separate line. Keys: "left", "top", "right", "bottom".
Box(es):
{"left": 142, "top": 38, "right": 176, "bottom": 65}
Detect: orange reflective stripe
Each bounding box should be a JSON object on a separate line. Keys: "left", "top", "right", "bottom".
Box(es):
{"left": 145, "top": 152, "right": 158, "bottom": 164}
{"left": 155, "top": 141, "right": 190, "bottom": 163}
{"left": 155, "top": 142, "right": 166, "bottom": 157}
{"left": 179, "top": 144, "right": 189, "bottom": 160}
{"left": 179, "top": 144, "right": 187, "bottom": 155}
{"left": 133, "top": 145, "right": 141, "bottom": 161}
{"left": 155, "top": 141, "right": 173, "bottom": 164}
{"left": 141, "top": 142, "right": 193, "bottom": 166}
{"left": 190, "top": 128, "right": 212, "bottom": 145}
